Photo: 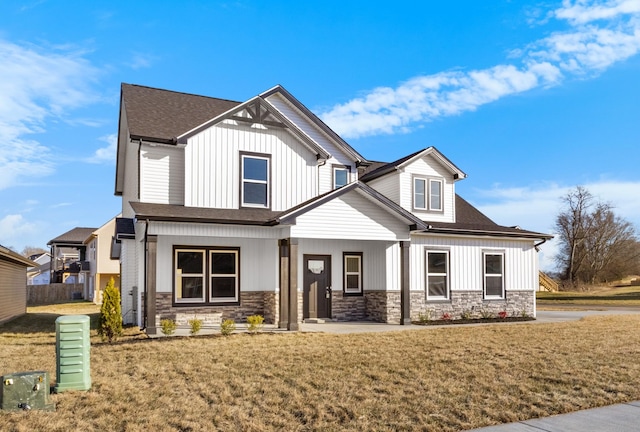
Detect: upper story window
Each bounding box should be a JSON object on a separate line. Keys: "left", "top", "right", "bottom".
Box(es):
{"left": 241, "top": 153, "right": 270, "bottom": 208}
{"left": 483, "top": 251, "right": 505, "bottom": 299}
{"left": 413, "top": 177, "right": 443, "bottom": 212}
{"left": 333, "top": 166, "right": 350, "bottom": 189}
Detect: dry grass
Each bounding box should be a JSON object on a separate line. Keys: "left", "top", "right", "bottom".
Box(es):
{"left": 2, "top": 303, "right": 640, "bottom": 431}
{"left": 537, "top": 285, "right": 640, "bottom": 306}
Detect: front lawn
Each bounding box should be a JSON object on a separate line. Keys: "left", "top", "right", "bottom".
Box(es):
{"left": 1, "top": 302, "right": 640, "bottom": 431}
{"left": 537, "top": 284, "right": 640, "bottom": 306}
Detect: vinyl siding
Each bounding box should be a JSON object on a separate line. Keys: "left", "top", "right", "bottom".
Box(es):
{"left": 265, "top": 94, "right": 357, "bottom": 194}
{"left": 184, "top": 120, "right": 317, "bottom": 211}
{"left": 0, "top": 259, "right": 27, "bottom": 324}
{"left": 148, "top": 221, "right": 287, "bottom": 240}
{"left": 119, "top": 239, "right": 138, "bottom": 326}
{"left": 121, "top": 110, "right": 139, "bottom": 218}
{"left": 367, "top": 173, "right": 401, "bottom": 205}
{"left": 290, "top": 191, "right": 411, "bottom": 241}
{"left": 410, "top": 234, "right": 538, "bottom": 292}
{"left": 297, "top": 239, "right": 392, "bottom": 293}
{"left": 140, "top": 143, "right": 185, "bottom": 205}
{"left": 399, "top": 155, "right": 456, "bottom": 223}
{"left": 155, "top": 236, "right": 279, "bottom": 295}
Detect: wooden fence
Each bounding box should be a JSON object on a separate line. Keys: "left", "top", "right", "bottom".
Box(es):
{"left": 27, "top": 283, "right": 84, "bottom": 305}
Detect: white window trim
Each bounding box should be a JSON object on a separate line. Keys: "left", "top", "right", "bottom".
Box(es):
{"left": 333, "top": 166, "right": 350, "bottom": 189}
{"left": 209, "top": 249, "right": 240, "bottom": 303}
{"left": 428, "top": 178, "right": 443, "bottom": 212}
{"left": 343, "top": 253, "right": 363, "bottom": 295}
{"left": 483, "top": 251, "right": 505, "bottom": 299}
{"left": 241, "top": 154, "right": 270, "bottom": 208}
{"left": 175, "top": 249, "right": 206, "bottom": 303}
{"left": 426, "top": 249, "right": 450, "bottom": 300}
{"left": 414, "top": 177, "right": 427, "bottom": 210}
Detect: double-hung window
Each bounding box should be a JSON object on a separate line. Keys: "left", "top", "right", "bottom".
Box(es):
{"left": 413, "top": 177, "right": 443, "bottom": 212}
{"left": 174, "top": 247, "right": 240, "bottom": 304}
{"left": 333, "top": 166, "right": 349, "bottom": 189}
{"left": 343, "top": 252, "right": 363, "bottom": 295}
{"left": 483, "top": 252, "right": 505, "bottom": 299}
{"left": 426, "top": 250, "right": 449, "bottom": 300}
{"left": 241, "top": 153, "right": 270, "bottom": 208}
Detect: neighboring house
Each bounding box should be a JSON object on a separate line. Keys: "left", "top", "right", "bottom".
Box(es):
{"left": 47, "top": 228, "right": 95, "bottom": 286}
{"left": 83, "top": 216, "right": 121, "bottom": 303}
{"left": 27, "top": 253, "right": 51, "bottom": 285}
{"left": 114, "top": 83, "right": 552, "bottom": 334}
{"left": 0, "top": 245, "right": 34, "bottom": 324}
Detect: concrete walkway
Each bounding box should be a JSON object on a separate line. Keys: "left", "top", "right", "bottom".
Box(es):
{"left": 467, "top": 401, "right": 640, "bottom": 431}
{"left": 299, "top": 308, "right": 640, "bottom": 334}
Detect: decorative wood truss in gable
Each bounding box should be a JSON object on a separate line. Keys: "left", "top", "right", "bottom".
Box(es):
{"left": 231, "top": 99, "right": 287, "bottom": 129}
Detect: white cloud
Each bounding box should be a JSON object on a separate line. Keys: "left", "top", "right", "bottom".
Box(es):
{"left": 472, "top": 180, "right": 640, "bottom": 271}
{"left": 130, "top": 52, "right": 156, "bottom": 70}
{"left": 87, "top": 133, "right": 117, "bottom": 164}
{"left": 320, "top": 1, "right": 640, "bottom": 139}
{"left": 0, "top": 214, "right": 38, "bottom": 245}
{"left": 0, "top": 39, "right": 100, "bottom": 189}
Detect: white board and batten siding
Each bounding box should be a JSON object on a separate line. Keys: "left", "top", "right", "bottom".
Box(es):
{"left": 266, "top": 93, "right": 357, "bottom": 194}
{"left": 140, "top": 143, "right": 185, "bottom": 205}
{"left": 154, "top": 235, "right": 279, "bottom": 295}
{"left": 184, "top": 121, "right": 317, "bottom": 211}
{"left": 399, "top": 155, "right": 456, "bottom": 223}
{"left": 0, "top": 259, "right": 27, "bottom": 324}
{"left": 290, "top": 191, "right": 411, "bottom": 242}
{"left": 410, "top": 234, "right": 539, "bottom": 292}
{"left": 298, "top": 239, "right": 395, "bottom": 293}
{"left": 119, "top": 239, "right": 138, "bottom": 326}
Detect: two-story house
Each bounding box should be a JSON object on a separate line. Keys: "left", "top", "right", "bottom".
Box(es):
{"left": 114, "top": 83, "right": 551, "bottom": 334}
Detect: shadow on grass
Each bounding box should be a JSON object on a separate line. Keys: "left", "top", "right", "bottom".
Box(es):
{"left": 0, "top": 312, "right": 100, "bottom": 335}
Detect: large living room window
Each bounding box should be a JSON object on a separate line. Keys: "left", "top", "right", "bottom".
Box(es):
{"left": 426, "top": 249, "right": 449, "bottom": 300}
{"left": 343, "top": 252, "right": 363, "bottom": 295}
{"left": 241, "top": 153, "right": 270, "bottom": 208}
{"left": 174, "top": 247, "right": 240, "bottom": 305}
{"left": 483, "top": 251, "right": 504, "bottom": 299}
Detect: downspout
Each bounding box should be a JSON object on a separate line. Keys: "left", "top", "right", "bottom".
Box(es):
{"left": 534, "top": 238, "right": 547, "bottom": 252}
{"left": 142, "top": 219, "right": 149, "bottom": 330}
{"left": 317, "top": 155, "right": 327, "bottom": 195}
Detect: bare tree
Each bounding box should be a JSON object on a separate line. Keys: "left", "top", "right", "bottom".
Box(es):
{"left": 555, "top": 186, "right": 639, "bottom": 285}
{"left": 21, "top": 245, "right": 47, "bottom": 258}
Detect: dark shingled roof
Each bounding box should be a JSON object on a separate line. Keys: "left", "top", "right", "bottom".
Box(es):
{"left": 122, "top": 84, "right": 241, "bottom": 143}
{"left": 0, "top": 244, "right": 35, "bottom": 266}
{"left": 425, "top": 195, "right": 552, "bottom": 239}
{"left": 47, "top": 227, "right": 97, "bottom": 246}
{"left": 130, "top": 202, "right": 280, "bottom": 226}
{"left": 115, "top": 218, "right": 135, "bottom": 240}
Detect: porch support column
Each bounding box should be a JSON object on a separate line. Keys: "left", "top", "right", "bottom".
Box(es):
{"left": 400, "top": 240, "right": 411, "bottom": 325}
{"left": 145, "top": 235, "right": 158, "bottom": 335}
{"left": 288, "top": 239, "right": 299, "bottom": 331}
{"left": 278, "top": 239, "right": 290, "bottom": 329}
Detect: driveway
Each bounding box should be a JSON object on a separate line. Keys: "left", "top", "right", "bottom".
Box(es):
{"left": 299, "top": 307, "right": 640, "bottom": 334}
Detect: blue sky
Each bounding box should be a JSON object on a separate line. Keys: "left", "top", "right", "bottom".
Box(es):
{"left": 0, "top": 0, "right": 639, "bottom": 271}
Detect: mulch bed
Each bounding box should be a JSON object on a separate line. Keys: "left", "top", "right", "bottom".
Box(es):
{"left": 413, "top": 316, "right": 536, "bottom": 326}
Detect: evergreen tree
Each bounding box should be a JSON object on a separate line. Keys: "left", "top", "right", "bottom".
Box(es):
{"left": 98, "top": 277, "right": 123, "bottom": 342}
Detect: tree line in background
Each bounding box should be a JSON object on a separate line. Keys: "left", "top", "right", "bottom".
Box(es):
{"left": 555, "top": 186, "right": 640, "bottom": 287}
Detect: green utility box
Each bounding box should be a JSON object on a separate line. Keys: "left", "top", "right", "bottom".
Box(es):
{"left": 55, "top": 315, "right": 91, "bottom": 392}
{"left": 0, "top": 371, "right": 55, "bottom": 411}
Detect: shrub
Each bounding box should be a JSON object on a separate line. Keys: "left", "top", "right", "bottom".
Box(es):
{"left": 440, "top": 312, "right": 452, "bottom": 321}
{"left": 520, "top": 309, "right": 530, "bottom": 318}
{"left": 247, "top": 315, "right": 265, "bottom": 334}
{"left": 460, "top": 309, "right": 473, "bottom": 320}
{"left": 479, "top": 308, "right": 495, "bottom": 319}
{"left": 418, "top": 310, "right": 432, "bottom": 323}
{"left": 220, "top": 319, "right": 236, "bottom": 336}
{"left": 498, "top": 310, "right": 508, "bottom": 319}
{"left": 160, "top": 318, "right": 177, "bottom": 335}
{"left": 188, "top": 317, "right": 203, "bottom": 335}
{"left": 97, "top": 277, "right": 123, "bottom": 343}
